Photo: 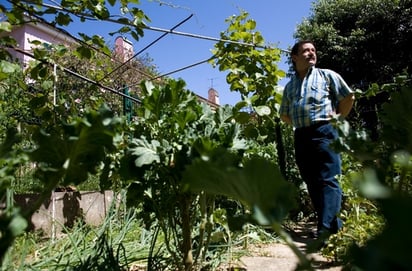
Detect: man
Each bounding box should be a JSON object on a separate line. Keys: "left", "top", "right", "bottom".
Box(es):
{"left": 280, "top": 40, "right": 355, "bottom": 238}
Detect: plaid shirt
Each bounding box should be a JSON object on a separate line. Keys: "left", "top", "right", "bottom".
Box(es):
{"left": 280, "top": 67, "right": 353, "bottom": 128}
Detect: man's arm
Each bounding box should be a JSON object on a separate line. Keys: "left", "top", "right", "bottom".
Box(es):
{"left": 337, "top": 93, "right": 355, "bottom": 118}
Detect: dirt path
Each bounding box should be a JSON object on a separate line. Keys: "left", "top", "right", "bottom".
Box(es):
{"left": 130, "top": 223, "right": 342, "bottom": 271}
{"left": 238, "top": 241, "right": 341, "bottom": 271}
{"left": 225, "top": 223, "right": 342, "bottom": 271}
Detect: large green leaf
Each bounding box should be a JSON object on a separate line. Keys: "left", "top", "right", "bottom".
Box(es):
{"left": 130, "top": 138, "right": 161, "bottom": 167}
{"left": 0, "top": 60, "right": 21, "bottom": 80}
{"left": 29, "top": 105, "right": 119, "bottom": 186}
{"left": 183, "top": 151, "right": 297, "bottom": 225}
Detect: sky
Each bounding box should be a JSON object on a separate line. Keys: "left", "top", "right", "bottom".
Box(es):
{"left": 66, "top": 0, "right": 315, "bottom": 105}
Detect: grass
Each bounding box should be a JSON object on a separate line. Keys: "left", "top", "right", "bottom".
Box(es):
{"left": 2, "top": 204, "right": 152, "bottom": 271}
{"left": 2, "top": 194, "right": 281, "bottom": 271}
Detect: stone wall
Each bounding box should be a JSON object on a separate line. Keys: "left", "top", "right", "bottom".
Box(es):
{"left": 14, "top": 191, "right": 118, "bottom": 237}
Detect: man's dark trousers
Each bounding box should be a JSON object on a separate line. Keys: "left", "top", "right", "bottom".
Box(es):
{"left": 294, "top": 121, "right": 343, "bottom": 234}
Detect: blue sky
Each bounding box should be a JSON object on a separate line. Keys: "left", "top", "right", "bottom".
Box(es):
{"left": 67, "top": 0, "right": 315, "bottom": 105}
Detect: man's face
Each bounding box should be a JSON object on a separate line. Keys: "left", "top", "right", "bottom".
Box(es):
{"left": 292, "top": 42, "right": 317, "bottom": 71}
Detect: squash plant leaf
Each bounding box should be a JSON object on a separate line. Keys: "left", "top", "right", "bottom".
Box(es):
{"left": 29, "top": 105, "right": 119, "bottom": 186}
{"left": 130, "top": 138, "right": 161, "bottom": 167}
{"left": 183, "top": 150, "right": 297, "bottom": 225}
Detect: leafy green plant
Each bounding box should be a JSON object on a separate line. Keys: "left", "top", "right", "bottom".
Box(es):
{"left": 320, "top": 163, "right": 385, "bottom": 261}
{"left": 119, "top": 79, "right": 253, "bottom": 270}
{"left": 211, "top": 11, "right": 303, "bottom": 212}
{"left": 182, "top": 151, "right": 319, "bottom": 270}
{"left": 328, "top": 75, "right": 412, "bottom": 270}
{"left": 0, "top": 103, "right": 123, "bottom": 262}
{"left": 0, "top": 2, "right": 153, "bottom": 263}
{"left": 212, "top": 11, "right": 285, "bottom": 101}
{"left": 211, "top": 11, "right": 287, "bottom": 153}
{"left": 3, "top": 1, "right": 412, "bottom": 271}
{"left": 0, "top": 129, "right": 29, "bottom": 264}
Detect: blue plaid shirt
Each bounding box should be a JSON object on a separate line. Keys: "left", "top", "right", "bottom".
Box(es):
{"left": 280, "top": 67, "right": 353, "bottom": 128}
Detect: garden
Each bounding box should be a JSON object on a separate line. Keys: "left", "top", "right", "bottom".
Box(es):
{"left": 0, "top": 0, "right": 411, "bottom": 270}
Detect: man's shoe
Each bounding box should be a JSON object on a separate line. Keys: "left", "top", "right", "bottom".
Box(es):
{"left": 307, "top": 237, "right": 327, "bottom": 252}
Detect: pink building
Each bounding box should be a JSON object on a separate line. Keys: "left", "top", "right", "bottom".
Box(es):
{"left": 8, "top": 16, "right": 76, "bottom": 68}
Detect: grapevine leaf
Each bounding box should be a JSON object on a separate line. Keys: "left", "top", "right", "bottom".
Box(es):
{"left": 255, "top": 105, "right": 271, "bottom": 116}
{"left": 0, "top": 60, "right": 20, "bottom": 74}
{"left": 0, "top": 21, "right": 11, "bottom": 32}
{"left": 55, "top": 12, "right": 72, "bottom": 26}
